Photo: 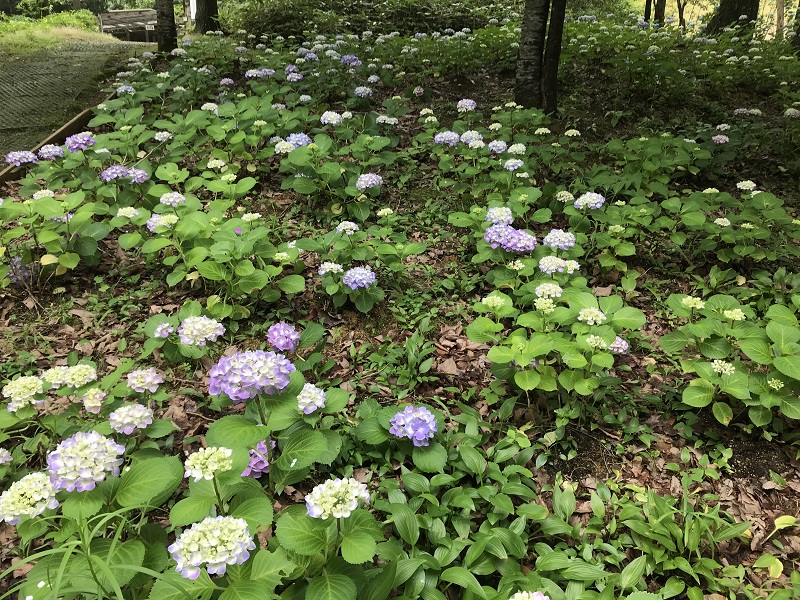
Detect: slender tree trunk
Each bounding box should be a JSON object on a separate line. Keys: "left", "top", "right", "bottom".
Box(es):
{"left": 654, "top": 0, "right": 667, "bottom": 25}
{"left": 644, "top": 0, "right": 653, "bottom": 22}
{"left": 794, "top": 2, "right": 800, "bottom": 48}
{"left": 677, "top": 0, "right": 687, "bottom": 27}
{"left": 515, "top": 0, "right": 550, "bottom": 108}
{"left": 775, "top": 0, "right": 784, "bottom": 38}
{"left": 194, "top": 0, "right": 219, "bottom": 33}
{"left": 542, "top": 0, "right": 565, "bottom": 114}
{"left": 706, "top": 0, "right": 760, "bottom": 34}
{"left": 156, "top": 0, "right": 177, "bottom": 53}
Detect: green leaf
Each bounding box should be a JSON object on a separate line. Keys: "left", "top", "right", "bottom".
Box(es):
{"left": 774, "top": 356, "right": 800, "bottom": 380}
{"left": 514, "top": 369, "right": 541, "bottom": 391}
{"left": 561, "top": 561, "right": 608, "bottom": 581}
{"left": 118, "top": 232, "right": 142, "bottom": 249}
{"left": 712, "top": 402, "right": 733, "bottom": 426}
{"left": 100, "top": 539, "right": 146, "bottom": 588}
{"left": 739, "top": 338, "right": 772, "bottom": 364}
{"left": 766, "top": 322, "right": 800, "bottom": 350}
{"left": 355, "top": 415, "right": 390, "bottom": 444}
{"left": 362, "top": 562, "right": 397, "bottom": 600}
{"left": 169, "top": 496, "right": 213, "bottom": 527}
{"left": 61, "top": 489, "right": 104, "bottom": 520}
{"left": 619, "top": 555, "right": 648, "bottom": 590}
{"left": 305, "top": 574, "right": 356, "bottom": 600}
{"left": 206, "top": 415, "right": 265, "bottom": 449}
{"left": 412, "top": 442, "right": 448, "bottom": 473}
{"left": 766, "top": 305, "right": 798, "bottom": 328}
{"left": 232, "top": 496, "right": 274, "bottom": 531}
{"left": 249, "top": 547, "right": 295, "bottom": 590}
{"left": 611, "top": 306, "right": 646, "bottom": 330}
{"left": 389, "top": 503, "right": 420, "bottom": 546}
{"left": 440, "top": 566, "right": 487, "bottom": 598}
{"left": 465, "top": 317, "right": 503, "bottom": 343}
{"left": 341, "top": 530, "right": 377, "bottom": 564}
{"left": 275, "top": 508, "right": 333, "bottom": 555}
{"left": 277, "top": 274, "right": 305, "bottom": 294}
{"left": 458, "top": 446, "right": 487, "bottom": 476}
{"left": 58, "top": 252, "right": 80, "bottom": 269}
{"left": 115, "top": 456, "right": 182, "bottom": 507}
{"left": 275, "top": 429, "right": 327, "bottom": 471}
{"left": 147, "top": 570, "right": 217, "bottom": 600}
{"left": 682, "top": 379, "right": 715, "bottom": 408}
{"left": 752, "top": 553, "right": 783, "bottom": 578}
{"left": 220, "top": 581, "right": 275, "bottom": 600}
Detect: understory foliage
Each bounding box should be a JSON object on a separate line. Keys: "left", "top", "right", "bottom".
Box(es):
{"left": 1, "top": 8, "right": 800, "bottom": 600}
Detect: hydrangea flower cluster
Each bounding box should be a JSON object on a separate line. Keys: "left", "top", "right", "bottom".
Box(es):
{"left": 336, "top": 221, "right": 360, "bottom": 235}
{"left": 242, "top": 439, "right": 276, "bottom": 478}
{"left": 3, "top": 375, "right": 44, "bottom": 412}
{"left": 154, "top": 323, "right": 175, "bottom": 338}
{"left": 65, "top": 132, "right": 96, "bottom": 152}
{"left": 5, "top": 150, "right": 39, "bottom": 166}
{"left": 38, "top": 144, "right": 64, "bottom": 160}
{"left": 723, "top": 308, "right": 746, "bottom": 321}
{"left": 507, "top": 143, "right": 526, "bottom": 155}
{"left": 577, "top": 307, "right": 607, "bottom": 326}
{"left": 542, "top": 229, "right": 576, "bottom": 250}
{"left": 586, "top": 335, "right": 608, "bottom": 350}
{"left": 184, "top": 447, "right": 233, "bottom": 481}
{"left": 0, "top": 448, "right": 11, "bottom": 464}
{"left": 484, "top": 224, "right": 537, "bottom": 253}
{"left": 209, "top": 350, "right": 295, "bottom": 402}
{"left": 178, "top": 316, "right": 225, "bottom": 346}
{"left": 160, "top": 192, "right": 186, "bottom": 207}
{"left": 305, "top": 477, "right": 370, "bottom": 519}
{"left": 555, "top": 190, "right": 575, "bottom": 203}
{"left": 433, "top": 131, "right": 460, "bottom": 146}
{"left": 42, "top": 364, "right": 97, "bottom": 388}
{"left": 712, "top": 360, "right": 736, "bottom": 376}
{"left": 609, "top": 336, "right": 629, "bottom": 355}
{"left": 147, "top": 214, "right": 179, "bottom": 232}
{"left": 389, "top": 405, "right": 438, "bottom": 446}
{"left": 355, "top": 173, "right": 383, "bottom": 191}
{"left": 457, "top": 98, "right": 477, "bottom": 112}
{"left": 297, "top": 383, "right": 327, "bottom": 414}
{"left": 460, "top": 130, "right": 483, "bottom": 145}
{"left": 504, "top": 158, "right": 524, "bottom": 171}
{"left": 482, "top": 295, "right": 507, "bottom": 310}
{"left": 81, "top": 387, "right": 107, "bottom": 414}
{"left": 109, "top": 403, "right": 154, "bottom": 435}
{"left": 169, "top": 516, "right": 255, "bottom": 580}
{"left": 574, "top": 192, "right": 605, "bottom": 210}
{"left": 682, "top": 296, "right": 705, "bottom": 310}
{"left": 100, "top": 165, "right": 130, "bottom": 181}
{"left": 485, "top": 206, "right": 513, "bottom": 225}
{"left": 488, "top": 140, "right": 508, "bottom": 153}
{"left": 510, "top": 592, "right": 550, "bottom": 600}
{"left": 47, "top": 431, "right": 125, "bottom": 492}
{"left": 286, "top": 132, "right": 313, "bottom": 147}
{"left": 319, "top": 262, "right": 344, "bottom": 275}
{"left": 0, "top": 472, "right": 59, "bottom": 524}
{"left": 127, "top": 368, "right": 164, "bottom": 393}
{"left": 267, "top": 322, "right": 301, "bottom": 353}
{"left": 320, "top": 111, "right": 343, "bottom": 125}
{"left": 354, "top": 86, "right": 373, "bottom": 97}
{"left": 342, "top": 266, "right": 376, "bottom": 290}
{"left": 534, "top": 283, "right": 563, "bottom": 298}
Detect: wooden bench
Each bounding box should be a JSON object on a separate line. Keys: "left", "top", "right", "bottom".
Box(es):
{"left": 98, "top": 9, "right": 158, "bottom": 42}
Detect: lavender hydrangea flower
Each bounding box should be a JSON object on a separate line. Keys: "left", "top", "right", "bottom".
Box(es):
{"left": 38, "top": 144, "right": 65, "bottom": 160}
{"left": 178, "top": 316, "right": 225, "bottom": 346}
{"left": 485, "top": 206, "right": 513, "bottom": 225}
{"left": 219, "top": 78, "right": 235, "bottom": 87}
{"left": 297, "top": 383, "right": 326, "bottom": 414}
{"left": 389, "top": 405, "right": 438, "bottom": 446}
{"left": 81, "top": 387, "right": 106, "bottom": 414}
{"left": 355, "top": 173, "right": 383, "bottom": 191}
{"left": 504, "top": 158, "right": 524, "bottom": 171}
{"left": 65, "top": 132, "right": 96, "bottom": 152}
{"left": 488, "top": 140, "right": 507, "bottom": 153}
{"left": 267, "top": 322, "right": 301, "bottom": 353}
{"left": 116, "top": 85, "right": 135, "bottom": 96}
{"left": 286, "top": 132, "right": 313, "bottom": 148}
{"left": 127, "top": 368, "right": 164, "bottom": 393}
{"left": 484, "top": 224, "right": 537, "bottom": 253}
{"left": 208, "top": 350, "right": 295, "bottom": 402}
{"left": 306, "top": 478, "right": 370, "bottom": 519}
{"left": 542, "top": 229, "right": 576, "bottom": 250}
{"left": 457, "top": 98, "right": 477, "bottom": 112}
{"left": 47, "top": 431, "right": 125, "bottom": 492}
{"left": 0, "top": 472, "right": 59, "bottom": 524}
{"left": 286, "top": 73, "right": 303, "bottom": 82}
{"left": 434, "top": 131, "right": 460, "bottom": 146}
{"left": 340, "top": 54, "right": 362, "bottom": 66}
{"left": 153, "top": 323, "right": 174, "bottom": 338}
{"left": 169, "top": 516, "right": 255, "bottom": 580}
{"left": 160, "top": 192, "right": 186, "bottom": 207}
{"left": 242, "top": 439, "right": 276, "bottom": 477}
{"left": 342, "top": 266, "right": 376, "bottom": 290}
{"left": 5, "top": 150, "right": 38, "bottom": 166}
{"left": 100, "top": 165, "right": 130, "bottom": 182}
{"left": 0, "top": 448, "right": 12, "bottom": 464}
{"left": 128, "top": 168, "right": 149, "bottom": 183}
{"left": 609, "top": 336, "right": 629, "bottom": 355}
{"left": 109, "top": 403, "right": 154, "bottom": 435}
{"left": 574, "top": 192, "right": 605, "bottom": 210}
{"left": 460, "top": 130, "right": 483, "bottom": 145}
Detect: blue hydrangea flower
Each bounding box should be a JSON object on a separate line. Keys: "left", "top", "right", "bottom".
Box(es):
{"left": 389, "top": 406, "right": 438, "bottom": 446}
{"left": 342, "top": 266, "right": 376, "bottom": 290}
{"left": 209, "top": 351, "right": 295, "bottom": 403}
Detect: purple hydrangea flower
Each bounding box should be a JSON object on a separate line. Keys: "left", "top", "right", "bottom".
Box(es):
{"left": 219, "top": 78, "right": 235, "bottom": 86}
{"left": 242, "top": 439, "right": 276, "bottom": 477}
{"left": 38, "top": 145, "right": 65, "bottom": 160}
{"left": 5, "top": 150, "right": 38, "bottom": 166}
{"left": 47, "top": 431, "right": 125, "bottom": 492}
{"left": 434, "top": 131, "right": 460, "bottom": 146}
{"left": 267, "top": 322, "right": 301, "bottom": 353}
{"left": 208, "top": 350, "right": 295, "bottom": 403}
{"left": 342, "top": 266, "right": 376, "bottom": 290}
{"left": 457, "top": 99, "right": 477, "bottom": 112}
{"left": 65, "top": 132, "right": 96, "bottom": 152}
{"left": 286, "top": 73, "right": 303, "bottom": 82}
{"left": 116, "top": 85, "right": 135, "bottom": 96}
{"left": 297, "top": 383, "right": 326, "bottom": 414}
{"left": 485, "top": 206, "right": 513, "bottom": 225}
{"left": 609, "top": 336, "right": 629, "bottom": 355}
{"left": 484, "top": 224, "right": 537, "bottom": 253}
{"left": 389, "top": 406, "right": 438, "bottom": 446}
{"left": 542, "top": 229, "right": 576, "bottom": 250}
{"left": 100, "top": 165, "right": 131, "bottom": 182}
{"left": 286, "top": 132, "right": 313, "bottom": 147}
{"left": 504, "top": 158, "right": 524, "bottom": 171}
{"left": 128, "top": 168, "right": 149, "bottom": 183}
{"left": 355, "top": 173, "right": 383, "bottom": 191}
{"left": 413, "top": 86, "right": 424, "bottom": 96}
{"left": 488, "top": 140, "right": 507, "bottom": 153}
{"left": 340, "top": 54, "right": 362, "bottom": 67}
{"left": 285, "top": 64, "right": 299, "bottom": 74}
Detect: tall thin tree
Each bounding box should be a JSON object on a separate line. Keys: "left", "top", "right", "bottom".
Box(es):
{"left": 156, "top": 0, "right": 177, "bottom": 53}
{"left": 542, "top": 0, "right": 566, "bottom": 114}
{"left": 515, "top": 0, "right": 551, "bottom": 109}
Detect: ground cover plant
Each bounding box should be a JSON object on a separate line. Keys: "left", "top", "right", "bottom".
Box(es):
{"left": 1, "top": 8, "right": 800, "bottom": 600}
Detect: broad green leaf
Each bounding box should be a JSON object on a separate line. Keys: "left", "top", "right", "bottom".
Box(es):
{"left": 682, "top": 379, "right": 714, "bottom": 408}
{"left": 611, "top": 306, "right": 646, "bottom": 330}
{"left": 389, "top": 503, "right": 420, "bottom": 546}
{"left": 514, "top": 369, "right": 541, "bottom": 391}
{"left": 249, "top": 547, "right": 295, "bottom": 590}
{"left": 440, "top": 566, "right": 487, "bottom": 598}
{"left": 275, "top": 509, "right": 333, "bottom": 555}
{"left": 275, "top": 429, "right": 327, "bottom": 471}
{"left": 412, "top": 442, "right": 448, "bottom": 473}
{"left": 766, "top": 322, "right": 800, "bottom": 351}
{"left": 61, "top": 489, "right": 104, "bottom": 520}
{"left": 458, "top": 446, "right": 487, "bottom": 476}
{"left": 774, "top": 356, "right": 800, "bottom": 380}
{"left": 277, "top": 274, "right": 305, "bottom": 294}
{"left": 232, "top": 496, "right": 274, "bottom": 530}
{"left": 115, "top": 456, "right": 182, "bottom": 508}
{"left": 169, "top": 496, "right": 213, "bottom": 527}
{"left": 341, "top": 530, "right": 377, "bottom": 564}
{"left": 206, "top": 415, "right": 265, "bottom": 449}
{"left": 305, "top": 574, "right": 356, "bottom": 600}
{"left": 197, "top": 261, "right": 229, "bottom": 282}
{"left": 220, "top": 581, "right": 274, "bottom": 600}
{"left": 739, "top": 338, "right": 772, "bottom": 364}
{"left": 619, "top": 555, "right": 648, "bottom": 590}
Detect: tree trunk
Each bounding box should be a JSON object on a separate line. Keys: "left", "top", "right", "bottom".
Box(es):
{"left": 677, "top": 0, "right": 687, "bottom": 27}
{"left": 654, "top": 0, "right": 667, "bottom": 25}
{"left": 156, "top": 0, "right": 177, "bottom": 53}
{"left": 794, "top": 1, "right": 800, "bottom": 48}
{"left": 705, "top": 0, "right": 759, "bottom": 34}
{"left": 542, "top": 0, "right": 565, "bottom": 114}
{"left": 644, "top": 0, "right": 653, "bottom": 22}
{"left": 194, "top": 0, "right": 219, "bottom": 34}
{"left": 775, "top": 0, "right": 784, "bottom": 38}
{"left": 515, "top": 0, "right": 550, "bottom": 109}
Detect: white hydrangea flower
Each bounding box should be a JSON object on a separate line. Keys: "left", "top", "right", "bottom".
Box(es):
{"left": 376, "top": 207, "right": 394, "bottom": 218}
{"left": 714, "top": 217, "right": 731, "bottom": 226}
{"left": 507, "top": 260, "right": 525, "bottom": 271}
{"left": 184, "top": 447, "right": 233, "bottom": 481}
{"left": 178, "top": 316, "right": 225, "bottom": 347}
{"left": 510, "top": 592, "right": 550, "bottom": 600}
{"left": 711, "top": 360, "right": 735, "bottom": 376}
{"left": 767, "top": 378, "right": 784, "bottom": 391}
{"left": 117, "top": 206, "right": 141, "bottom": 218}
{"left": 81, "top": 387, "right": 107, "bottom": 414}
{"left": 2, "top": 376, "right": 44, "bottom": 412}
{"left": 482, "top": 295, "right": 507, "bottom": 310}
{"left": 736, "top": 180, "right": 757, "bottom": 191}
{"left": 297, "top": 383, "right": 327, "bottom": 415}
{"left": 0, "top": 472, "right": 59, "bottom": 524}
{"left": 507, "top": 143, "right": 526, "bottom": 155}
{"left": 586, "top": 335, "right": 608, "bottom": 350}
{"left": 682, "top": 296, "right": 705, "bottom": 310}
{"left": 305, "top": 477, "right": 370, "bottom": 519}
{"left": 0, "top": 448, "right": 12, "bottom": 464}
{"left": 64, "top": 364, "right": 97, "bottom": 388}
{"left": 535, "top": 283, "right": 563, "bottom": 298}
{"left": 577, "top": 307, "right": 607, "bottom": 326}
{"left": 723, "top": 308, "right": 746, "bottom": 321}
{"left": 555, "top": 191, "right": 574, "bottom": 203}
{"left": 109, "top": 403, "right": 154, "bottom": 435}
{"left": 169, "top": 516, "right": 255, "bottom": 580}
{"left": 534, "top": 298, "right": 556, "bottom": 314}
{"left": 318, "top": 262, "right": 344, "bottom": 275}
